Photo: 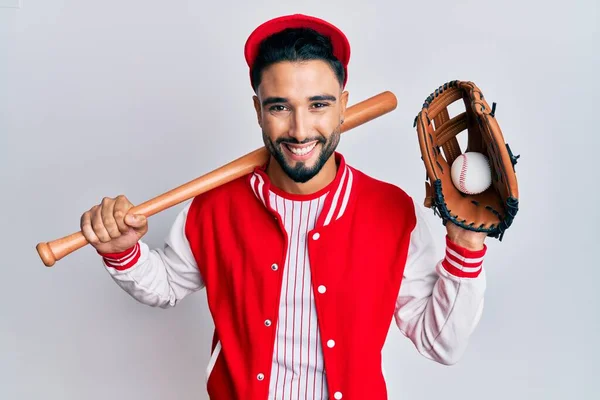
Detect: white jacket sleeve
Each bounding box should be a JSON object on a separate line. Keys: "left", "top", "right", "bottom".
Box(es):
{"left": 99, "top": 200, "right": 205, "bottom": 308}
{"left": 394, "top": 199, "right": 487, "bottom": 365}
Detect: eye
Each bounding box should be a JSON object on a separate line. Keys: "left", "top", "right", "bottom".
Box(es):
{"left": 311, "top": 102, "right": 329, "bottom": 109}
{"left": 269, "top": 105, "right": 288, "bottom": 112}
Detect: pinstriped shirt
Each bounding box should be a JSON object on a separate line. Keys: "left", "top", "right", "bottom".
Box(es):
{"left": 268, "top": 189, "right": 329, "bottom": 399}
{"left": 249, "top": 161, "right": 354, "bottom": 400}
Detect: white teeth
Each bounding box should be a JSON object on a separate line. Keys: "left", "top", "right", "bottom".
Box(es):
{"left": 288, "top": 143, "right": 316, "bottom": 156}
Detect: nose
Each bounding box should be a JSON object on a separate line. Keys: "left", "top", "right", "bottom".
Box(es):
{"left": 288, "top": 109, "right": 309, "bottom": 142}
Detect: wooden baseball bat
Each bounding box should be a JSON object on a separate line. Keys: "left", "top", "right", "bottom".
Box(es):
{"left": 36, "top": 91, "right": 397, "bottom": 267}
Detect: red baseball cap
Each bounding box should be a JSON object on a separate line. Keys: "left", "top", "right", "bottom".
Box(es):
{"left": 244, "top": 14, "right": 351, "bottom": 89}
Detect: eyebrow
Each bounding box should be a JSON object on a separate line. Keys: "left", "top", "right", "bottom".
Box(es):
{"left": 262, "top": 94, "right": 337, "bottom": 107}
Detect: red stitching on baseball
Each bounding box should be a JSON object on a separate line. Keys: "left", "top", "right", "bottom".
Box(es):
{"left": 458, "top": 154, "right": 473, "bottom": 194}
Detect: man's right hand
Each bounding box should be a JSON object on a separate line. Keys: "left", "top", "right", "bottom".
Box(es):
{"left": 80, "top": 195, "right": 148, "bottom": 255}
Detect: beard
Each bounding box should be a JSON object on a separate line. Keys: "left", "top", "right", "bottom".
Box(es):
{"left": 263, "top": 125, "right": 341, "bottom": 183}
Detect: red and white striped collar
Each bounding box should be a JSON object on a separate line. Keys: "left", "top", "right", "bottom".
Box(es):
{"left": 248, "top": 152, "right": 355, "bottom": 228}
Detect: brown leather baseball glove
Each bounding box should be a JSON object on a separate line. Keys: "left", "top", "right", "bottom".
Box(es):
{"left": 413, "top": 80, "right": 520, "bottom": 240}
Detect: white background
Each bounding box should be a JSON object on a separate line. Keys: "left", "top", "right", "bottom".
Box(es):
{"left": 1, "top": 1, "right": 598, "bottom": 399}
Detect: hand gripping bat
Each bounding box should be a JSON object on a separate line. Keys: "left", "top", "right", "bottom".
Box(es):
{"left": 36, "top": 91, "right": 397, "bottom": 267}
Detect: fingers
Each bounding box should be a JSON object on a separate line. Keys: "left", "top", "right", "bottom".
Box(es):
{"left": 113, "top": 195, "right": 134, "bottom": 233}
{"left": 80, "top": 195, "right": 145, "bottom": 248}
{"left": 111, "top": 195, "right": 146, "bottom": 230}
{"left": 104, "top": 196, "right": 126, "bottom": 240}
{"left": 124, "top": 213, "right": 147, "bottom": 229}
{"left": 88, "top": 196, "right": 127, "bottom": 243}
{"left": 81, "top": 209, "right": 101, "bottom": 246}
{"left": 82, "top": 204, "right": 111, "bottom": 244}
{"left": 91, "top": 200, "right": 114, "bottom": 243}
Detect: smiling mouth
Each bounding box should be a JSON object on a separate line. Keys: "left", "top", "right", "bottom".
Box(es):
{"left": 283, "top": 141, "right": 318, "bottom": 157}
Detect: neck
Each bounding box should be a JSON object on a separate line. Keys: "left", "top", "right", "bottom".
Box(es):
{"left": 266, "top": 155, "right": 338, "bottom": 195}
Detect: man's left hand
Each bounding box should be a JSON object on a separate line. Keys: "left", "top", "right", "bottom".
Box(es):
{"left": 446, "top": 222, "right": 487, "bottom": 251}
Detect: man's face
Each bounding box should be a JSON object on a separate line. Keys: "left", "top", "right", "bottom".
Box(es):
{"left": 253, "top": 60, "right": 349, "bottom": 183}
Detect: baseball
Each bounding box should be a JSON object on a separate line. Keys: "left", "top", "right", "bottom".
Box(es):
{"left": 451, "top": 152, "right": 492, "bottom": 195}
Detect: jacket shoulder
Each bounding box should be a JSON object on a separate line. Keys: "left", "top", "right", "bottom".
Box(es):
{"left": 350, "top": 167, "right": 417, "bottom": 219}
{"left": 352, "top": 167, "right": 413, "bottom": 203}
{"left": 187, "top": 173, "right": 253, "bottom": 213}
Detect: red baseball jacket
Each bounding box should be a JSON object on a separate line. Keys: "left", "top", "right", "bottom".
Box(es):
{"left": 100, "top": 153, "right": 487, "bottom": 400}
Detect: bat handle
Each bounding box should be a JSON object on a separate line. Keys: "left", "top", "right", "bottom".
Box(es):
{"left": 37, "top": 232, "right": 88, "bottom": 267}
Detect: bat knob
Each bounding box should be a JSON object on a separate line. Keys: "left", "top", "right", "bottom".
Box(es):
{"left": 37, "top": 242, "right": 56, "bottom": 267}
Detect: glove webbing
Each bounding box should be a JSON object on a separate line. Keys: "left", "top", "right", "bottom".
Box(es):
{"left": 427, "top": 84, "right": 469, "bottom": 167}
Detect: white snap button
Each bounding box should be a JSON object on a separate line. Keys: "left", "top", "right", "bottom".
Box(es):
{"left": 327, "top": 339, "right": 335, "bottom": 348}
{"left": 312, "top": 232, "right": 320, "bottom": 240}
{"left": 334, "top": 392, "right": 343, "bottom": 399}
{"left": 271, "top": 263, "right": 278, "bottom": 271}
{"left": 264, "top": 319, "right": 272, "bottom": 327}
{"left": 318, "top": 285, "right": 326, "bottom": 294}
{"left": 257, "top": 373, "right": 264, "bottom": 381}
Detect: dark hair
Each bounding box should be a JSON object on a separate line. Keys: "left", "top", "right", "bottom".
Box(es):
{"left": 250, "top": 27, "right": 345, "bottom": 92}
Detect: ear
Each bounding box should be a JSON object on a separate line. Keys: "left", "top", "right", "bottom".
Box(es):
{"left": 339, "top": 90, "right": 349, "bottom": 124}
{"left": 253, "top": 95, "right": 262, "bottom": 128}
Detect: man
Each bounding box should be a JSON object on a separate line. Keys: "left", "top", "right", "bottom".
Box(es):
{"left": 81, "top": 14, "right": 488, "bottom": 400}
